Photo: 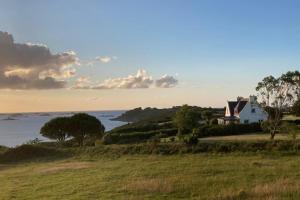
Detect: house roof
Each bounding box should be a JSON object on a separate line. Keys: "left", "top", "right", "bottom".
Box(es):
{"left": 228, "top": 101, "right": 238, "bottom": 117}
{"left": 228, "top": 100, "right": 248, "bottom": 116}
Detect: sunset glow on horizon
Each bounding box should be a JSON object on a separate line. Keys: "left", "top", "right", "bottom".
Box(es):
{"left": 0, "top": 0, "right": 299, "bottom": 112}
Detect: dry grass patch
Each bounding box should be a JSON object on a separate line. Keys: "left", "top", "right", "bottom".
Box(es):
{"left": 36, "top": 161, "right": 94, "bottom": 174}
{"left": 122, "top": 178, "right": 177, "bottom": 194}
{"left": 218, "top": 178, "right": 300, "bottom": 200}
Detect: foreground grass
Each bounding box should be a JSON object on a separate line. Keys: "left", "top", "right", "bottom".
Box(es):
{"left": 1, "top": 153, "right": 300, "bottom": 199}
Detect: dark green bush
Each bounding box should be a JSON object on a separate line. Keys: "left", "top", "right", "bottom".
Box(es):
{"left": 85, "top": 140, "right": 300, "bottom": 155}
{"left": 184, "top": 135, "right": 199, "bottom": 146}
{"left": 105, "top": 128, "right": 178, "bottom": 144}
{"left": 196, "top": 123, "right": 262, "bottom": 137}
{"left": 0, "top": 145, "right": 66, "bottom": 163}
{"left": 110, "top": 120, "right": 174, "bottom": 134}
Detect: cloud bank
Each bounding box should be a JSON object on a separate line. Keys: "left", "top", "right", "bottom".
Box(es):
{"left": 0, "top": 31, "right": 78, "bottom": 89}
{"left": 0, "top": 31, "right": 177, "bottom": 90}
{"left": 74, "top": 69, "right": 178, "bottom": 89}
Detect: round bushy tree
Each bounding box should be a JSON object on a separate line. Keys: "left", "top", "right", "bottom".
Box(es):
{"left": 173, "top": 105, "right": 201, "bottom": 135}
{"left": 40, "top": 117, "right": 71, "bottom": 142}
{"left": 68, "top": 113, "right": 105, "bottom": 146}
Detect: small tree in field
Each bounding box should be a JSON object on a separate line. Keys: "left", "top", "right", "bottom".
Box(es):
{"left": 256, "top": 71, "right": 297, "bottom": 139}
{"left": 68, "top": 113, "right": 105, "bottom": 146}
{"left": 40, "top": 117, "right": 71, "bottom": 142}
{"left": 173, "top": 105, "right": 201, "bottom": 136}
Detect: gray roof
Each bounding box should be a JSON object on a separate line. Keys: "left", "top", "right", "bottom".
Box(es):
{"left": 228, "top": 100, "right": 248, "bottom": 116}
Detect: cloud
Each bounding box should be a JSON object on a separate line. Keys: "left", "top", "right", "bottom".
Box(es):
{"left": 93, "top": 69, "right": 153, "bottom": 89}
{"left": 73, "top": 69, "right": 178, "bottom": 90}
{"left": 155, "top": 75, "right": 178, "bottom": 88}
{"left": 0, "top": 31, "right": 79, "bottom": 89}
{"left": 73, "top": 76, "right": 92, "bottom": 89}
{"left": 95, "top": 56, "right": 117, "bottom": 63}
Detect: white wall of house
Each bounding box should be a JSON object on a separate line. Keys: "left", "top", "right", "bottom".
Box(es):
{"left": 225, "top": 103, "right": 231, "bottom": 117}
{"left": 238, "top": 102, "right": 268, "bottom": 124}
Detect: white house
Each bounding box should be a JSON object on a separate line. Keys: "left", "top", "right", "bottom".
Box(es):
{"left": 218, "top": 96, "right": 268, "bottom": 124}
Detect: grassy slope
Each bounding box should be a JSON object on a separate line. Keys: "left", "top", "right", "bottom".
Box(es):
{"left": 1, "top": 153, "right": 300, "bottom": 199}
{"left": 199, "top": 133, "right": 288, "bottom": 141}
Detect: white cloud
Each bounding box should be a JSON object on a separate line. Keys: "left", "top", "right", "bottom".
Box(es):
{"left": 95, "top": 56, "right": 117, "bottom": 63}
{"left": 73, "top": 76, "right": 92, "bottom": 89}
{"left": 0, "top": 31, "right": 79, "bottom": 89}
{"left": 93, "top": 69, "right": 153, "bottom": 89}
{"left": 155, "top": 75, "right": 178, "bottom": 88}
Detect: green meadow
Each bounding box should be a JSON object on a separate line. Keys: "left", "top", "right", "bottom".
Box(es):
{"left": 2, "top": 148, "right": 300, "bottom": 200}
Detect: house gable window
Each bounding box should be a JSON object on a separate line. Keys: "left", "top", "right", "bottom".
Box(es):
{"left": 244, "top": 120, "right": 249, "bottom": 124}
{"left": 251, "top": 108, "right": 256, "bottom": 113}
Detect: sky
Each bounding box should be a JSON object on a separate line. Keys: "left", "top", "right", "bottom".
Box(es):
{"left": 0, "top": 0, "right": 299, "bottom": 113}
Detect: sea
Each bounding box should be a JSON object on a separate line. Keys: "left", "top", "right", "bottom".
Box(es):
{"left": 0, "top": 110, "right": 127, "bottom": 147}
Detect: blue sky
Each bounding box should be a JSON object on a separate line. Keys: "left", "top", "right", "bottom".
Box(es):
{"left": 0, "top": 0, "right": 299, "bottom": 112}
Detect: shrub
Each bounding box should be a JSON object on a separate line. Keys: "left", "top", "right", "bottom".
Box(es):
{"left": 0, "top": 146, "right": 9, "bottom": 154}
{"left": 196, "top": 123, "right": 262, "bottom": 137}
{"left": 110, "top": 121, "right": 174, "bottom": 134}
{"left": 0, "top": 145, "right": 66, "bottom": 162}
{"left": 183, "top": 134, "right": 198, "bottom": 146}
{"left": 94, "top": 139, "right": 103, "bottom": 147}
{"left": 104, "top": 128, "right": 178, "bottom": 144}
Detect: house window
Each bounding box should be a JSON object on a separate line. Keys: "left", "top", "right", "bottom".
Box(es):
{"left": 251, "top": 108, "right": 256, "bottom": 113}
{"left": 244, "top": 120, "right": 249, "bottom": 124}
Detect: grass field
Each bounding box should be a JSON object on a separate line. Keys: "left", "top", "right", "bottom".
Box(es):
{"left": 2, "top": 153, "right": 300, "bottom": 199}
{"left": 283, "top": 115, "right": 300, "bottom": 121}
{"left": 199, "top": 133, "right": 289, "bottom": 142}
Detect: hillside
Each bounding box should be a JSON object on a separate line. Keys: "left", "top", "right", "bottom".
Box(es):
{"left": 112, "top": 106, "right": 224, "bottom": 123}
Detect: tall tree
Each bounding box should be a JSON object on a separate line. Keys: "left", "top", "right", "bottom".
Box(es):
{"left": 255, "top": 76, "right": 278, "bottom": 107}
{"left": 257, "top": 72, "right": 296, "bottom": 139}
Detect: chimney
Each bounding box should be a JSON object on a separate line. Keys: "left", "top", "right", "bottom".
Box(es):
{"left": 237, "top": 96, "right": 244, "bottom": 101}
{"left": 249, "top": 95, "right": 257, "bottom": 103}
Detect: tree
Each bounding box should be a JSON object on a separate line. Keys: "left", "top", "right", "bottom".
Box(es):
{"left": 173, "top": 105, "right": 201, "bottom": 135}
{"left": 292, "top": 99, "right": 300, "bottom": 116}
{"left": 256, "top": 75, "right": 278, "bottom": 107}
{"left": 256, "top": 72, "right": 296, "bottom": 139}
{"left": 40, "top": 117, "right": 71, "bottom": 142}
{"left": 68, "top": 113, "right": 105, "bottom": 146}
{"left": 202, "top": 110, "right": 213, "bottom": 125}
{"left": 287, "top": 70, "right": 300, "bottom": 99}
